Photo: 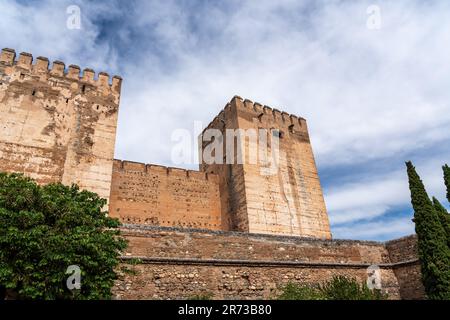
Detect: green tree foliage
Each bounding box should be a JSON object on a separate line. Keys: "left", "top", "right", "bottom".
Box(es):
{"left": 278, "top": 276, "right": 386, "bottom": 300}
{"left": 277, "top": 282, "right": 325, "bottom": 300}
{"left": 432, "top": 198, "right": 450, "bottom": 248}
{"left": 0, "top": 173, "right": 127, "bottom": 300}
{"left": 188, "top": 292, "right": 214, "bottom": 300}
{"left": 444, "top": 165, "right": 450, "bottom": 203}
{"left": 320, "top": 276, "right": 386, "bottom": 300}
{"left": 406, "top": 162, "right": 450, "bottom": 300}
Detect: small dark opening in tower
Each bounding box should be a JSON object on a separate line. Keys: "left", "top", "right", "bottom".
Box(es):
{"left": 66, "top": 98, "right": 69, "bottom": 104}
{"left": 32, "top": 90, "right": 36, "bottom": 96}
{"left": 81, "top": 85, "right": 86, "bottom": 93}
{"left": 273, "top": 130, "right": 284, "bottom": 139}
{"left": 288, "top": 124, "right": 295, "bottom": 133}
{"left": 258, "top": 113, "right": 264, "bottom": 122}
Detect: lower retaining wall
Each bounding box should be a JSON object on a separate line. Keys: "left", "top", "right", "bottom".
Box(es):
{"left": 385, "top": 236, "right": 426, "bottom": 300}
{"left": 113, "top": 225, "right": 425, "bottom": 300}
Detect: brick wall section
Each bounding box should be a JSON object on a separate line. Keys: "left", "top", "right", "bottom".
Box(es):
{"left": 385, "top": 235, "right": 426, "bottom": 300}
{"left": 112, "top": 226, "right": 425, "bottom": 300}
{"left": 109, "top": 161, "right": 222, "bottom": 229}
{"left": 0, "top": 49, "right": 121, "bottom": 201}
{"left": 200, "top": 96, "right": 331, "bottom": 239}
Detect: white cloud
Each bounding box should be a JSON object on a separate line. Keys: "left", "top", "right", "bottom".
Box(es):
{"left": 111, "top": 0, "right": 450, "bottom": 170}
{"left": 326, "top": 155, "right": 450, "bottom": 228}
{"left": 332, "top": 217, "right": 415, "bottom": 241}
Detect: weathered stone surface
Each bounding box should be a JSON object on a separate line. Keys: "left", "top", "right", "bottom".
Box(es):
{"left": 386, "top": 235, "right": 426, "bottom": 300}
{"left": 109, "top": 161, "right": 222, "bottom": 229}
{"left": 200, "top": 97, "right": 331, "bottom": 238}
{"left": 114, "top": 264, "right": 400, "bottom": 300}
{"left": 113, "top": 227, "right": 425, "bottom": 300}
{"left": 0, "top": 49, "right": 121, "bottom": 201}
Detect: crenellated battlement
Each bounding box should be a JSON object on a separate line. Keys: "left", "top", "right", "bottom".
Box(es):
{"left": 0, "top": 48, "right": 122, "bottom": 202}
{"left": 113, "top": 159, "right": 219, "bottom": 182}
{"left": 233, "top": 95, "right": 307, "bottom": 132}
{"left": 202, "top": 95, "right": 307, "bottom": 135}
{"left": 0, "top": 48, "right": 122, "bottom": 95}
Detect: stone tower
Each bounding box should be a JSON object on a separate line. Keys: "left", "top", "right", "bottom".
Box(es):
{"left": 200, "top": 96, "right": 331, "bottom": 239}
{"left": 0, "top": 48, "right": 122, "bottom": 201}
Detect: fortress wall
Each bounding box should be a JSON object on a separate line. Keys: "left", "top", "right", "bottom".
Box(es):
{"left": 0, "top": 49, "right": 121, "bottom": 201}
{"left": 113, "top": 226, "right": 408, "bottom": 300}
{"left": 385, "top": 235, "right": 425, "bottom": 300}
{"left": 114, "top": 264, "right": 400, "bottom": 300}
{"left": 109, "top": 160, "right": 222, "bottom": 230}
{"left": 120, "top": 225, "right": 390, "bottom": 263}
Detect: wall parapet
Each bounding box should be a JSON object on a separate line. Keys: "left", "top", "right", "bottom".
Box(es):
{"left": 113, "top": 159, "right": 218, "bottom": 182}
{"left": 120, "top": 255, "right": 419, "bottom": 269}
{"left": 116, "top": 226, "right": 422, "bottom": 300}
{"left": 202, "top": 95, "right": 307, "bottom": 135}
{"left": 0, "top": 48, "right": 122, "bottom": 94}
{"left": 120, "top": 224, "right": 386, "bottom": 247}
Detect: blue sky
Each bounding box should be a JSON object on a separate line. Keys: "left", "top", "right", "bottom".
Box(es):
{"left": 1, "top": 0, "right": 449, "bottom": 241}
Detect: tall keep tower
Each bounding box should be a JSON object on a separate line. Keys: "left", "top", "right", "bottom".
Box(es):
{"left": 200, "top": 96, "right": 331, "bottom": 239}
{"left": 0, "top": 49, "right": 122, "bottom": 201}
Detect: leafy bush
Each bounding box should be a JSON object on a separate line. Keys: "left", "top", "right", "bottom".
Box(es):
{"left": 277, "top": 282, "right": 325, "bottom": 300}
{"left": 0, "top": 173, "right": 127, "bottom": 300}
{"left": 278, "top": 276, "right": 387, "bottom": 300}
{"left": 320, "top": 276, "right": 386, "bottom": 300}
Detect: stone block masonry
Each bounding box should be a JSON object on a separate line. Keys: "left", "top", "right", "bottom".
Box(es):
{"left": 385, "top": 235, "right": 426, "bottom": 300}
{"left": 114, "top": 226, "right": 425, "bottom": 300}
{"left": 0, "top": 48, "right": 121, "bottom": 201}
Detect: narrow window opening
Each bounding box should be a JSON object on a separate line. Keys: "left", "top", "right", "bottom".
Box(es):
{"left": 258, "top": 113, "right": 264, "bottom": 122}
{"left": 288, "top": 124, "right": 295, "bottom": 133}
{"left": 273, "top": 130, "right": 284, "bottom": 139}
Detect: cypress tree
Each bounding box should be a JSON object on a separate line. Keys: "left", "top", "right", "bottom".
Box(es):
{"left": 432, "top": 197, "right": 450, "bottom": 248}
{"left": 444, "top": 164, "right": 450, "bottom": 203}
{"left": 406, "top": 161, "right": 450, "bottom": 300}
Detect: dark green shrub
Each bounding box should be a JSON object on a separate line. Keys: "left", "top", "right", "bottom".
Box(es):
{"left": 0, "top": 173, "right": 127, "bottom": 300}
{"left": 277, "top": 282, "right": 325, "bottom": 300}
{"left": 278, "top": 276, "right": 387, "bottom": 300}
{"left": 319, "top": 276, "right": 386, "bottom": 300}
